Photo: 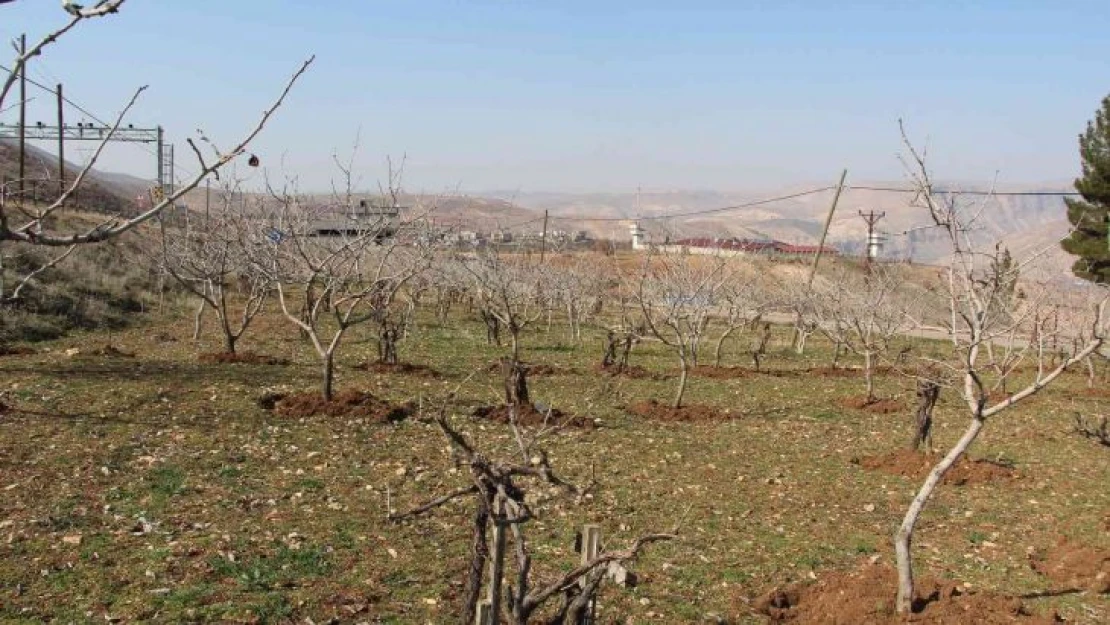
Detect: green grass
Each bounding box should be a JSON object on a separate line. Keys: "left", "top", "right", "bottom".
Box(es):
{"left": 0, "top": 302, "right": 1107, "bottom": 623}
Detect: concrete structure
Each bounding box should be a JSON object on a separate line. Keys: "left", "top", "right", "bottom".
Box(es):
{"left": 630, "top": 231, "right": 838, "bottom": 259}
{"left": 307, "top": 199, "right": 399, "bottom": 238}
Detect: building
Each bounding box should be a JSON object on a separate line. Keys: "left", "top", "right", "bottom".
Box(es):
{"left": 307, "top": 198, "right": 399, "bottom": 238}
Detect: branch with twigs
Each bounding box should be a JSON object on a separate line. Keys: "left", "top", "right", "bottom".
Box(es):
{"left": 1, "top": 56, "right": 314, "bottom": 247}
{"left": 389, "top": 392, "right": 672, "bottom": 623}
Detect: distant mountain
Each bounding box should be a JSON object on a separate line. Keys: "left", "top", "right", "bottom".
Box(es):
{"left": 477, "top": 185, "right": 1078, "bottom": 273}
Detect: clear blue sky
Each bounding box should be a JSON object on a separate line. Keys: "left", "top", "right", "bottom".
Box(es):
{"left": 2, "top": 0, "right": 1108, "bottom": 193}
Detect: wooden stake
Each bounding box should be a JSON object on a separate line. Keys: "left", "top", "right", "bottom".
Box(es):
{"left": 580, "top": 524, "right": 601, "bottom": 624}
{"left": 476, "top": 601, "right": 492, "bottom": 625}
{"left": 488, "top": 497, "right": 506, "bottom": 625}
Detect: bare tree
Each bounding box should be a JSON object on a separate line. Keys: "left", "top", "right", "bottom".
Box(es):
{"left": 632, "top": 251, "right": 729, "bottom": 408}
{"left": 390, "top": 400, "right": 674, "bottom": 624}
{"left": 460, "top": 250, "right": 552, "bottom": 407}
{"left": 804, "top": 263, "right": 908, "bottom": 402}
{"left": 890, "top": 122, "right": 1109, "bottom": 614}
{"left": 159, "top": 178, "right": 269, "bottom": 355}
{"left": 0, "top": 2, "right": 312, "bottom": 308}
{"left": 258, "top": 175, "right": 432, "bottom": 401}
{"left": 710, "top": 268, "right": 770, "bottom": 367}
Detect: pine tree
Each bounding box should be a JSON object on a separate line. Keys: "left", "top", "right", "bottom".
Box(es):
{"left": 1061, "top": 95, "right": 1110, "bottom": 284}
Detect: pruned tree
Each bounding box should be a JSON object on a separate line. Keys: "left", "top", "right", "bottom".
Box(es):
{"left": 460, "top": 250, "right": 552, "bottom": 407}
{"left": 0, "top": 2, "right": 312, "bottom": 311}
{"left": 390, "top": 400, "right": 674, "bottom": 624}
{"left": 710, "top": 267, "right": 770, "bottom": 367}
{"left": 890, "top": 121, "right": 1109, "bottom": 614}
{"left": 159, "top": 177, "right": 269, "bottom": 355}
{"left": 804, "top": 263, "right": 908, "bottom": 402}
{"left": 258, "top": 172, "right": 433, "bottom": 401}
{"left": 632, "top": 251, "right": 729, "bottom": 408}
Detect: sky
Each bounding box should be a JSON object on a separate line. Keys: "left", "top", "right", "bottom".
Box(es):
{"left": 1, "top": 0, "right": 1108, "bottom": 194}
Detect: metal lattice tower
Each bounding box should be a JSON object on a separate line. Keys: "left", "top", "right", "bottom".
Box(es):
{"left": 0, "top": 122, "right": 174, "bottom": 199}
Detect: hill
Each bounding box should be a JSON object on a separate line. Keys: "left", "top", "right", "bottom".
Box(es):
{"left": 0, "top": 139, "right": 146, "bottom": 214}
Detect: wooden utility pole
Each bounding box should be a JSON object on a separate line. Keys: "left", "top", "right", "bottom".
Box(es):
{"left": 539, "top": 209, "right": 549, "bottom": 262}
{"left": 18, "top": 34, "right": 27, "bottom": 198}
{"left": 57, "top": 83, "right": 65, "bottom": 202}
{"left": 793, "top": 169, "right": 847, "bottom": 351}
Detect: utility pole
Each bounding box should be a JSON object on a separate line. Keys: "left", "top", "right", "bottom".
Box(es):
{"left": 793, "top": 169, "right": 847, "bottom": 352}
{"left": 18, "top": 34, "right": 27, "bottom": 199}
{"left": 539, "top": 209, "right": 549, "bottom": 262}
{"left": 57, "top": 83, "right": 65, "bottom": 202}
{"left": 859, "top": 209, "right": 886, "bottom": 273}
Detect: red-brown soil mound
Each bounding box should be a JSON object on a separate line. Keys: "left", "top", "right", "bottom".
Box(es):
{"left": 854, "top": 449, "right": 1016, "bottom": 486}
{"left": 690, "top": 366, "right": 753, "bottom": 380}
{"left": 840, "top": 396, "right": 906, "bottom": 414}
{"left": 1029, "top": 538, "right": 1110, "bottom": 594}
{"left": 593, "top": 363, "right": 661, "bottom": 380}
{"left": 755, "top": 561, "right": 1057, "bottom": 624}
{"left": 272, "top": 390, "right": 414, "bottom": 422}
{"left": 627, "top": 400, "right": 737, "bottom": 423}
{"left": 472, "top": 404, "right": 595, "bottom": 429}
{"left": 199, "top": 351, "right": 290, "bottom": 366}
{"left": 352, "top": 361, "right": 441, "bottom": 378}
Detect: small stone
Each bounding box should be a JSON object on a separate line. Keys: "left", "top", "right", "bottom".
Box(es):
{"left": 62, "top": 534, "right": 82, "bottom": 545}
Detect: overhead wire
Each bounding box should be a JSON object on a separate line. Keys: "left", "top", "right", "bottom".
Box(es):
{"left": 1, "top": 62, "right": 200, "bottom": 181}
{"left": 846, "top": 184, "right": 1080, "bottom": 197}
{"left": 545, "top": 186, "right": 836, "bottom": 224}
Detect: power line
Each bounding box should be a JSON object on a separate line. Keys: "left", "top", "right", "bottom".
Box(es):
{"left": 0, "top": 63, "right": 199, "bottom": 181}
{"left": 546, "top": 186, "right": 836, "bottom": 223}
{"left": 846, "top": 184, "right": 1080, "bottom": 197}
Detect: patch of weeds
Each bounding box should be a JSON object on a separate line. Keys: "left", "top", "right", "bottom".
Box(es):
{"left": 295, "top": 477, "right": 324, "bottom": 492}
{"left": 797, "top": 553, "right": 823, "bottom": 570}
{"left": 157, "top": 583, "right": 215, "bottom": 612}
{"left": 147, "top": 465, "right": 186, "bottom": 499}
{"left": 721, "top": 568, "right": 752, "bottom": 584}
{"left": 968, "top": 530, "right": 988, "bottom": 545}
{"left": 40, "top": 498, "right": 87, "bottom": 532}
{"left": 218, "top": 465, "right": 243, "bottom": 480}
{"left": 246, "top": 593, "right": 293, "bottom": 622}
{"left": 80, "top": 533, "right": 112, "bottom": 561}
{"left": 854, "top": 541, "right": 877, "bottom": 555}
{"left": 209, "top": 545, "right": 331, "bottom": 592}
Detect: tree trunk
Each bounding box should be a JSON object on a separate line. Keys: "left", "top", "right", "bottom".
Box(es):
{"left": 224, "top": 330, "right": 237, "bottom": 355}
{"left": 601, "top": 331, "right": 619, "bottom": 369}
{"left": 673, "top": 353, "right": 689, "bottom": 409}
{"left": 713, "top": 325, "right": 738, "bottom": 368}
{"left": 322, "top": 352, "right": 335, "bottom": 402}
{"left": 192, "top": 297, "right": 206, "bottom": 341}
{"left": 911, "top": 380, "right": 940, "bottom": 451}
{"left": 864, "top": 351, "right": 875, "bottom": 402}
{"left": 378, "top": 321, "right": 399, "bottom": 365}
{"left": 895, "top": 415, "right": 985, "bottom": 614}
{"left": 503, "top": 358, "right": 530, "bottom": 408}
